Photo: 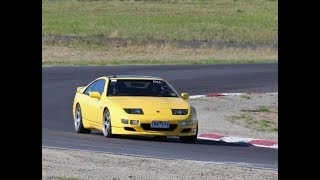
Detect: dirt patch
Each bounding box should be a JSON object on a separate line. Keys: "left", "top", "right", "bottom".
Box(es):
{"left": 188, "top": 94, "right": 278, "bottom": 140}
{"left": 42, "top": 148, "right": 278, "bottom": 180}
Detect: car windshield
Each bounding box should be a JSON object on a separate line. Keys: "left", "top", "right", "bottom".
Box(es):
{"left": 107, "top": 79, "right": 179, "bottom": 97}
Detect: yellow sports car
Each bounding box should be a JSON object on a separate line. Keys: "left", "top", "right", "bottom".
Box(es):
{"left": 72, "top": 75, "right": 198, "bottom": 143}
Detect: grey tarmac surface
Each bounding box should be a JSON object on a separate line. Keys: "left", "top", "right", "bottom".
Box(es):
{"left": 42, "top": 63, "right": 278, "bottom": 169}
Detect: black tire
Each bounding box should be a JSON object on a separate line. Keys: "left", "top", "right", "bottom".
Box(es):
{"left": 102, "top": 108, "right": 113, "bottom": 138}
{"left": 180, "top": 125, "right": 198, "bottom": 143}
{"left": 74, "top": 104, "right": 91, "bottom": 133}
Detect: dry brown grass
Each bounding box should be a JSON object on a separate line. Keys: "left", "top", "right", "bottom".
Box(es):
{"left": 42, "top": 44, "right": 277, "bottom": 65}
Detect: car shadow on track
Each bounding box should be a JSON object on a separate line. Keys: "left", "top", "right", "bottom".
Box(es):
{"left": 89, "top": 131, "right": 252, "bottom": 147}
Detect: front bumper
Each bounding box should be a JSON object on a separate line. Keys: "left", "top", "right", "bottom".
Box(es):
{"left": 111, "top": 120, "right": 198, "bottom": 137}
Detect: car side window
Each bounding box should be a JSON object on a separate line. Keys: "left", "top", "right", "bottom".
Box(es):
{"left": 94, "top": 80, "right": 106, "bottom": 94}
{"left": 84, "top": 81, "right": 98, "bottom": 95}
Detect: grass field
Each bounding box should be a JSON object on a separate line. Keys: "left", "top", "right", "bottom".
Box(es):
{"left": 228, "top": 105, "right": 278, "bottom": 132}
{"left": 42, "top": 0, "right": 278, "bottom": 66}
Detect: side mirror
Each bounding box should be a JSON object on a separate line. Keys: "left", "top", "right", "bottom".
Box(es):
{"left": 89, "top": 91, "right": 101, "bottom": 99}
{"left": 181, "top": 93, "right": 189, "bottom": 100}
{"left": 76, "top": 86, "right": 85, "bottom": 93}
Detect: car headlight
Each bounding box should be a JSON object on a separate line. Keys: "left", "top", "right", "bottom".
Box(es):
{"left": 123, "top": 108, "right": 144, "bottom": 114}
{"left": 121, "top": 119, "right": 129, "bottom": 124}
{"left": 172, "top": 109, "right": 188, "bottom": 115}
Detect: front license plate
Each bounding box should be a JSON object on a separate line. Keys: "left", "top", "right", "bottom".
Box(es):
{"left": 150, "top": 121, "right": 170, "bottom": 128}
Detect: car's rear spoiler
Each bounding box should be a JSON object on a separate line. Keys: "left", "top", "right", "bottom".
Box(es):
{"left": 76, "top": 86, "right": 85, "bottom": 93}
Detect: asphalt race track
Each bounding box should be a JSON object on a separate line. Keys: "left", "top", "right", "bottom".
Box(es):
{"left": 42, "top": 63, "right": 278, "bottom": 169}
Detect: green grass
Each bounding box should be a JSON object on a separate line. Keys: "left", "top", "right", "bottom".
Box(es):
{"left": 257, "top": 119, "right": 275, "bottom": 131}
{"left": 42, "top": 0, "right": 277, "bottom": 66}
{"left": 43, "top": 0, "right": 278, "bottom": 44}
{"left": 236, "top": 105, "right": 278, "bottom": 132}
{"left": 241, "top": 106, "right": 273, "bottom": 113}
{"left": 240, "top": 94, "right": 251, "bottom": 99}
{"left": 257, "top": 106, "right": 271, "bottom": 112}
{"left": 227, "top": 112, "right": 277, "bottom": 132}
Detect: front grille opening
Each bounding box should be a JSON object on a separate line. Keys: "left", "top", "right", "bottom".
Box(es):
{"left": 140, "top": 124, "right": 177, "bottom": 131}
{"left": 124, "top": 127, "right": 136, "bottom": 131}
{"left": 181, "top": 128, "right": 191, "bottom": 133}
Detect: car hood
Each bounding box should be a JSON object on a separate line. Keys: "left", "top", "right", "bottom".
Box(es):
{"left": 107, "top": 96, "right": 190, "bottom": 115}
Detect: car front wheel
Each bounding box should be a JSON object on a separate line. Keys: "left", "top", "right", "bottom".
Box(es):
{"left": 180, "top": 125, "right": 198, "bottom": 143}
{"left": 102, "top": 108, "right": 113, "bottom": 138}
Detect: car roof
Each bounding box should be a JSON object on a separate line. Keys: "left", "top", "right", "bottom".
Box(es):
{"left": 105, "top": 75, "right": 163, "bottom": 80}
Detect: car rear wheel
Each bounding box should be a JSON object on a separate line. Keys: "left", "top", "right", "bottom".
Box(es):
{"left": 102, "top": 109, "right": 113, "bottom": 138}
{"left": 74, "top": 104, "right": 91, "bottom": 133}
{"left": 180, "top": 125, "right": 198, "bottom": 143}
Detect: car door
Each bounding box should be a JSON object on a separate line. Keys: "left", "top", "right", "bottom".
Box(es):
{"left": 85, "top": 79, "right": 106, "bottom": 128}
{"left": 80, "top": 80, "right": 99, "bottom": 121}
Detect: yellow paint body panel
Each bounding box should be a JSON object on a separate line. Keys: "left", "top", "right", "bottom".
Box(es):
{"left": 73, "top": 76, "right": 198, "bottom": 137}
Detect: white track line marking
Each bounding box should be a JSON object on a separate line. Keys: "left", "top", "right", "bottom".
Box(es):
{"left": 189, "top": 95, "right": 206, "bottom": 99}
{"left": 220, "top": 136, "right": 253, "bottom": 143}
{"left": 198, "top": 135, "right": 278, "bottom": 149}
{"left": 189, "top": 92, "right": 278, "bottom": 99}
